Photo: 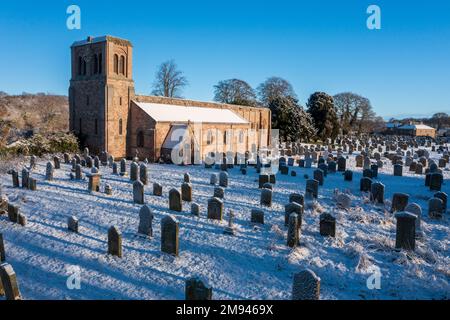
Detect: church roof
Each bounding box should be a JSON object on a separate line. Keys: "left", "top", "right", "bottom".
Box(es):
{"left": 399, "top": 124, "right": 435, "bottom": 130}
{"left": 71, "top": 35, "right": 132, "bottom": 47}
{"left": 133, "top": 101, "right": 249, "bottom": 124}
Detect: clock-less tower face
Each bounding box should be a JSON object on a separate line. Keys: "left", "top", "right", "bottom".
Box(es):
{"left": 69, "top": 36, "right": 135, "bottom": 158}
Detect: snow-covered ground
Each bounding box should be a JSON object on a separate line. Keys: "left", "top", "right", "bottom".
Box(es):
{"left": 0, "top": 149, "right": 449, "bottom": 300}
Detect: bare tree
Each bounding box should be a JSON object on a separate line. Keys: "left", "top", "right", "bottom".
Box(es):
{"left": 152, "top": 60, "right": 188, "bottom": 98}
{"left": 213, "top": 79, "right": 257, "bottom": 106}
{"left": 257, "top": 77, "right": 297, "bottom": 106}
{"left": 333, "top": 92, "right": 375, "bottom": 134}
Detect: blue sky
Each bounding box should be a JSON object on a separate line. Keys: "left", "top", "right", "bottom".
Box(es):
{"left": 0, "top": 0, "right": 449, "bottom": 118}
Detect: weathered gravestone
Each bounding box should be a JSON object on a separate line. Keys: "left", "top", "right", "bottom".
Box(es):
{"left": 21, "top": 168, "right": 29, "bottom": 188}
{"left": 133, "top": 181, "right": 145, "bottom": 204}
{"left": 405, "top": 203, "right": 422, "bottom": 236}
{"left": 428, "top": 197, "right": 444, "bottom": 219}
{"left": 185, "top": 277, "right": 212, "bottom": 300}
{"left": 434, "top": 191, "right": 447, "bottom": 212}
{"left": 258, "top": 174, "right": 269, "bottom": 188}
{"left": 0, "top": 233, "right": 5, "bottom": 262}
{"left": 87, "top": 172, "right": 101, "bottom": 192}
{"left": 292, "top": 269, "right": 320, "bottom": 300}
{"left": 169, "top": 189, "right": 182, "bottom": 212}
{"left": 289, "top": 193, "right": 304, "bottom": 206}
{"left": 285, "top": 202, "right": 303, "bottom": 227}
{"left": 207, "top": 197, "right": 223, "bottom": 220}
{"left": 391, "top": 193, "right": 409, "bottom": 213}
{"left": 139, "top": 164, "right": 148, "bottom": 185}
{"left": 393, "top": 164, "right": 403, "bottom": 176}
{"left": 153, "top": 182, "right": 163, "bottom": 196}
{"left": 210, "top": 173, "right": 217, "bottom": 185}
{"left": 161, "top": 215, "right": 179, "bottom": 256}
{"left": 120, "top": 159, "right": 127, "bottom": 176}
{"left": 344, "top": 170, "right": 353, "bottom": 182}
{"left": 287, "top": 213, "right": 299, "bottom": 248}
{"left": 107, "top": 226, "right": 122, "bottom": 258}
{"left": 0, "top": 263, "right": 22, "bottom": 300}
{"left": 7, "top": 204, "right": 18, "bottom": 223}
{"left": 360, "top": 177, "right": 372, "bottom": 192}
{"left": 213, "top": 187, "right": 224, "bottom": 199}
{"left": 306, "top": 179, "right": 319, "bottom": 199}
{"left": 191, "top": 203, "right": 200, "bottom": 216}
{"left": 429, "top": 173, "right": 443, "bottom": 191}
{"left": 181, "top": 183, "right": 192, "bottom": 202}
{"left": 138, "top": 205, "right": 154, "bottom": 236}
{"left": 319, "top": 213, "right": 336, "bottom": 237}
{"left": 219, "top": 172, "right": 228, "bottom": 188}
{"left": 370, "top": 182, "right": 385, "bottom": 204}
{"left": 75, "top": 164, "right": 82, "bottom": 180}
{"left": 11, "top": 170, "right": 19, "bottom": 188}
{"left": 394, "top": 212, "right": 416, "bottom": 251}
{"left": 260, "top": 188, "right": 273, "bottom": 207}
{"left": 313, "top": 170, "right": 324, "bottom": 186}
{"left": 130, "top": 162, "right": 139, "bottom": 181}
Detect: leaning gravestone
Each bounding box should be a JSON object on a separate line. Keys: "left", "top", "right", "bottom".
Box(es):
{"left": 391, "top": 193, "right": 409, "bottom": 213}
{"left": 292, "top": 269, "right": 320, "bottom": 300}
{"left": 107, "top": 226, "right": 122, "bottom": 258}
{"left": 169, "top": 189, "right": 182, "bottom": 212}
{"left": 185, "top": 277, "right": 212, "bottom": 300}
{"left": 394, "top": 212, "right": 416, "bottom": 251}
{"left": 161, "top": 215, "right": 179, "bottom": 256}
{"left": 138, "top": 205, "right": 154, "bottom": 236}
{"left": 0, "top": 263, "right": 22, "bottom": 300}
{"left": 207, "top": 197, "right": 224, "bottom": 220}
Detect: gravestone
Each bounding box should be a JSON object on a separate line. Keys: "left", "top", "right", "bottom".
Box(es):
{"left": 86, "top": 156, "right": 93, "bottom": 168}
{"left": 287, "top": 213, "right": 299, "bottom": 248}
{"left": 181, "top": 183, "right": 192, "bottom": 202}
{"left": 219, "top": 172, "right": 228, "bottom": 188}
{"left": 53, "top": 156, "right": 61, "bottom": 169}
{"left": 260, "top": 188, "right": 272, "bottom": 207}
{"left": 184, "top": 173, "right": 190, "bottom": 183}
{"left": 344, "top": 170, "right": 353, "bottom": 182}
{"left": 370, "top": 182, "right": 385, "bottom": 204}
{"left": 292, "top": 269, "right": 320, "bottom": 300}
{"left": 169, "top": 189, "right": 182, "bottom": 211}
{"left": 363, "top": 168, "right": 373, "bottom": 179}
{"left": 429, "top": 173, "right": 443, "bottom": 191}
{"left": 251, "top": 209, "right": 264, "bottom": 224}
{"left": 327, "top": 161, "right": 337, "bottom": 173}
{"left": 319, "top": 213, "right": 336, "bottom": 237}
{"left": 405, "top": 203, "right": 422, "bottom": 236}
{"left": 28, "top": 178, "right": 37, "bottom": 191}
{"left": 120, "top": 159, "right": 127, "bottom": 175}
{"left": 153, "top": 183, "right": 163, "bottom": 196}
{"left": 68, "top": 216, "right": 79, "bottom": 233}
{"left": 370, "top": 164, "right": 378, "bottom": 178}
{"left": 7, "top": 204, "right": 18, "bottom": 223}
{"left": 313, "top": 170, "right": 324, "bottom": 186}
{"left": 185, "top": 277, "right": 212, "bottom": 300}
{"left": 394, "top": 212, "right": 416, "bottom": 251}
{"left": 391, "top": 193, "right": 409, "bottom": 213}
{"left": 130, "top": 162, "right": 139, "bottom": 181}
{"left": 12, "top": 170, "right": 19, "bottom": 188}
{"left": 305, "top": 179, "right": 319, "bottom": 199}
{"left": 64, "top": 153, "right": 70, "bottom": 164}
{"left": 112, "top": 163, "right": 118, "bottom": 174}
{"left": 337, "top": 157, "right": 346, "bottom": 172}
{"left": 207, "top": 197, "right": 224, "bottom": 220}
{"left": 258, "top": 174, "right": 269, "bottom": 188}
{"left": 191, "top": 203, "right": 200, "bottom": 216}
{"left": 360, "top": 177, "right": 372, "bottom": 192}
{"left": 140, "top": 164, "right": 148, "bottom": 185}
{"left": 289, "top": 193, "right": 304, "bottom": 206}
{"left": 285, "top": 202, "right": 303, "bottom": 227}
{"left": 161, "top": 215, "right": 179, "bottom": 256}
{"left": 75, "top": 164, "right": 82, "bottom": 180}
{"left": 87, "top": 172, "right": 101, "bottom": 192}
{"left": 21, "top": 168, "right": 29, "bottom": 188}
{"left": 223, "top": 210, "right": 236, "bottom": 235}
{"left": 393, "top": 164, "right": 403, "bottom": 176}
{"left": 29, "top": 155, "right": 37, "bottom": 170}
{"left": 336, "top": 193, "right": 351, "bottom": 209}
{"left": 210, "top": 174, "right": 217, "bottom": 185}
{"left": 107, "top": 226, "right": 122, "bottom": 258}
{"left": 105, "top": 184, "right": 112, "bottom": 195}
{"left": 434, "top": 192, "right": 447, "bottom": 212}
{"left": 138, "top": 205, "right": 154, "bottom": 236}
{"left": 213, "top": 187, "right": 224, "bottom": 199}
{"left": 0, "top": 263, "right": 22, "bottom": 300}
{"left": 94, "top": 156, "right": 100, "bottom": 169}
{"left": 428, "top": 197, "right": 444, "bottom": 219}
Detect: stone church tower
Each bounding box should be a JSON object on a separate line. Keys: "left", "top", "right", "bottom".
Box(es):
{"left": 69, "top": 36, "right": 135, "bottom": 158}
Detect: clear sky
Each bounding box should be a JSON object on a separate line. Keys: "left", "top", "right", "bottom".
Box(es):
{"left": 0, "top": 0, "right": 449, "bottom": 118}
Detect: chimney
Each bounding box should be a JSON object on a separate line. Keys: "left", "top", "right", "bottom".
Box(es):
{"left": 87, "top": 36, "right": 94, "bottom": 43}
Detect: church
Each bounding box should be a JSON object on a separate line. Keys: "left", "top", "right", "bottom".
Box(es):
{"left": 69, "top": 36, "right": 271, "bottom": 162}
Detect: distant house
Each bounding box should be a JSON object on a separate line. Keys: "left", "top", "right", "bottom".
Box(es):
{"left": 384, "top": 122, "right": 436, "bottom": 138}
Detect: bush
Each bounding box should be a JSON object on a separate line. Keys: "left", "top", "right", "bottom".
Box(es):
{"left": 0, "top": 132, "right": 79, "bottom": 157}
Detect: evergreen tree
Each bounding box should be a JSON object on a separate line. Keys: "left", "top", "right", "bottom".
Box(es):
{"left": 306, "top": 92, "right": 339, "bottom": 141}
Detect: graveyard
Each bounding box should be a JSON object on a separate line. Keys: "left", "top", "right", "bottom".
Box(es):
{"left": 0, "top": 137, "right": 449, "bottom": 300}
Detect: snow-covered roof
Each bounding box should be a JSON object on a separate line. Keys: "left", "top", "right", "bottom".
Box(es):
{"left": 133, "top": 101, "right": 249, "bottom": 124}
{"left": 399, "top": 124, "right": 435, "bottom": 130}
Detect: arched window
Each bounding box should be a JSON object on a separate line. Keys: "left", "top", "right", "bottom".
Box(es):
{"left": 119, "top": 119, "right": 123, "bottom": 135}
{"left": 93, "top": 54, "right": 98, "bottom": 74}
{"left": 98, "top": 53, "right": 102, "bottom": 74}
{"left": 94, "top": 119, "right": 98, "bottom": 135}
{"left": 113, "top": 54, "right": 119, "bottom": 74}
{"left": 120, "top": 55, "right": 125, "bottom": 75}
{"left": 223, "top": 131, "right": 227, "bottom": 145}
{"left": 78, "top": 56, "right": 82, "bottom": 75}
{"left": 137, "top": 131, "right": 144, "bottom": 148}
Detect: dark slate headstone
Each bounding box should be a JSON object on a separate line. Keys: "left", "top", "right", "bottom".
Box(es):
{"left": 185, "top": 277, "right": 212, "bottom": 300}
{"left": 287, "top": 213, "right": 299, "bottom": 248}
{"left": 319, "top": 213, "right": 336, "bottom": 237}
{"left": 161, "top": 215, "right": 179, "bottom": 256}
{"left": 169, "top": 189, "right": 182, "bottom": 212}
{"left": 391, "top": 193, "right": 409, "bottom": 213}
{"left": 107, "top": 226, "right": 122, "bottom": 258}
{"left": 138, "top": 205, "right": 154, "bottom": 236}
{"left": 153, "top": 183, "right": 163, "bottom": 196}
{"left": 207, "top": 197, "right": 224, "bottom": 220}
{"left": 292, "top": 269, "right": 320, "bottom": 300}
{"left": 251, "top": 209, "right": 264, "bottom": 224}
{"left": 394, "top": 212, "right": 416, "bottom": 251}
{"left": 0, "top": 263, "right": 22, "bottom": 300}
